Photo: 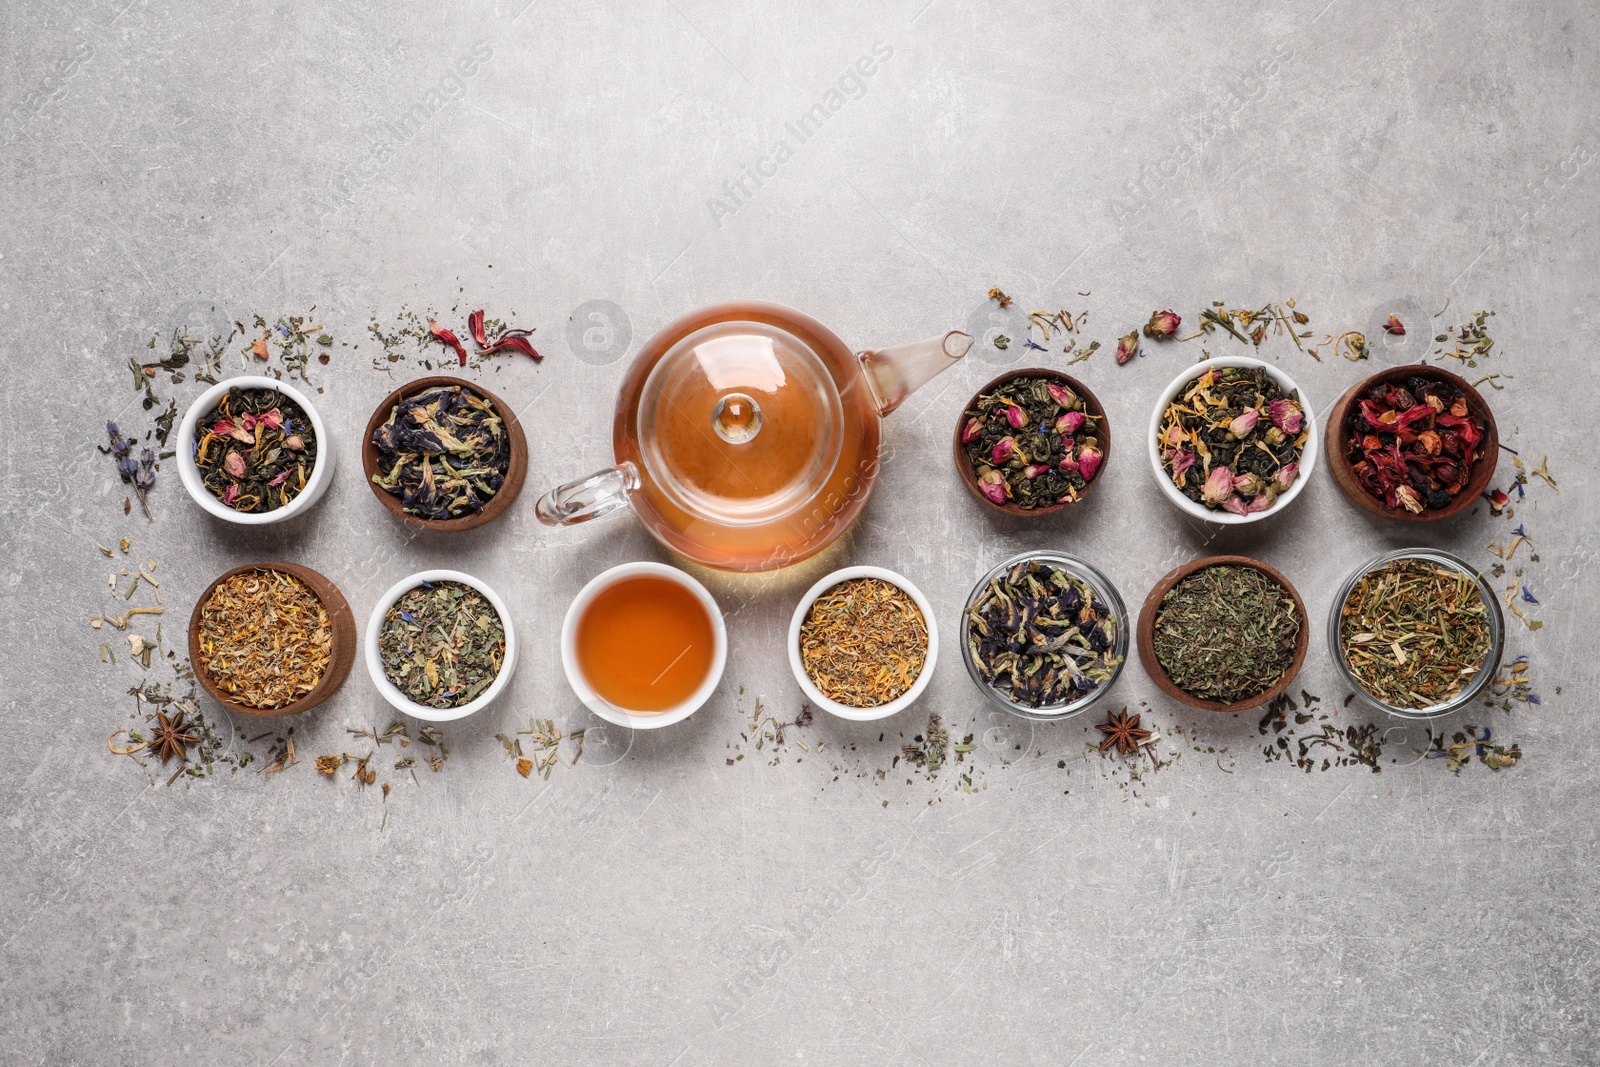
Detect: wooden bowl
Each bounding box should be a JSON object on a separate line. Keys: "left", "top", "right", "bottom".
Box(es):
{"left": 952, "top": 368, "right": 1110, "bottom": 516}
{"left": 188, "top": 562, "right": 357, "bottom": 717}
{"left": 1136, "top": 555, "right": 1309, "bottom": 712}
{"left": 361, "top": 375, "right": 529, "bottom": 531}
{"left": 1324, "top": 365, "right": 1498, "bottom": 521}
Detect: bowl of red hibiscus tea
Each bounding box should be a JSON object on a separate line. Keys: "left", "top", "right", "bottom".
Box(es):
{"left": 789, "top": 566, "right": 937, "bottom": 721}
{"left": 954, "top": 370, "right": 1109, "bottom": 514}
{"left": 1324, "top": 365, "right": 1498, "bottom": 520}
{"left": 1137, "top": 555, "right": 1308, "bottom": 712}
{"left": 177, "top": 376, "right": 333, "bottom": 524}
{"left": 1329, "top": 548, "right": 1503, "bottom": 719}
{"left": 362, "top": 376, "right": 529, "bottom": 531}
{"left": 365, "top": 570, "right": 516, "bottom": 722}
{"left": 961, "top": 552, "right": 1126, "bottom": 721}
{"left": 189, "top": 563, "right": 356, "bottom": 716}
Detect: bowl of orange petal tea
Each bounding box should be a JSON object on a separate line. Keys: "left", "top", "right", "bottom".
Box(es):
{"left": 189, "top": 563, "right": 356, "bottom": 717}
{"left": 788, "top": 566, "right": 938, "bottom": 721}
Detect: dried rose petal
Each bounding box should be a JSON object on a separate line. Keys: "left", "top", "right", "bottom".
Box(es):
{"left": 1003, "top": 403, "right": 1027, "bottom": 430}
{"left": 1055, "top": 410, "right": 1085, "bottom": 435}
{"left": 1115, "top": 331, "right": 1140, "bottom": 365}
{"left": 1023, "top": 463, "right": 1051, "bottom": 480}
{"left": 267, "top": 469, "right": 292, "bottom": 488}
{"left": 961, "top": 417, "right": 983, "bottom": 444}
{"left": 284, "top": 435, "right": 305, "bottom": 451}
{"left": 1163, "top": 425, "right": 1185, "bottom": 447}
{"left": 1077, "top": 446, "right": 1102, "bottom": 482}
{"left": 1485, "top": 488, "right": 1510, "bottom": 514}
{"left": 1170, "top": 448, "right": 1195, "bottom": 485}
{"left": 1382, "top": 314, "right": 1405, "bottom": 335}
{"left": 258, "top": 408, "right": 284, "bottom": 430}
{"left": 224, "top": 451, "right": 247, "bottom": 478}
{"left": 978, "top": 468, "right": 1007, "bottom": 505}
{"left": 1202, "top": 466, "right": 1235, "bottom": 506}
{"left": 222, "top": 484, "right": 240, "bottom": 506}
{"left": 427, "top": 317, "right": 468, "bottom": 367}
{"left": 1229, "top": 409, "right": 1259, "bottom": 437}
{"left": 1046, "top": 382, "right": 1076, "bottom": 407}
{"left": 1273, "top": 461, "right": 1299, "bottom": 492}
{"left": 1058, "top": 453, "right": 1079, "bottom": 473}
{"left": 1232, "top": 472, "right": 1263, "bottom": 497}
{"left": 1222, "top": 494, "right": 1250, "bottom": 516}
{"left": 1245, "top": 493, "right": 1270, "bottom": 514}
{"left": 1269, "top": 398, "right": 1303, "bottom": 434}
{"left": 991, "top": 437, "right": 1017, "bottom": 464}
{"left": 1143, "top": 309, "right": 1181, "bottom": 339}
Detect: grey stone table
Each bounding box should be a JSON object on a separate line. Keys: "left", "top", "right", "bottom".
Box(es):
{"left": 3, "top": 0, "right": 1596, "bottom": 1063}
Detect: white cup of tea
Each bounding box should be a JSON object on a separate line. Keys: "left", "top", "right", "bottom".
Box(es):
{"left": 560, "top": 562, "right": 727, "bottom": 730}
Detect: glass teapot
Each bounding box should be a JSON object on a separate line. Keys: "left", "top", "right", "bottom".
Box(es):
{"left": 535, "top": 302, "right": 971, "bottom": 571}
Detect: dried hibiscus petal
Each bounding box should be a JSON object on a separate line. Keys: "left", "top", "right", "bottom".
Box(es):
{"left": 1344, "top": 373, "right": 1487, "bottom": 514}
{"left": 427, "top": 317, "right": 468, "bottom": 367}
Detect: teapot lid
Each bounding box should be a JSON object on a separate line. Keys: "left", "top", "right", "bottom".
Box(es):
{"left": 637, "top": 320, "right": 845, "bottom": 527}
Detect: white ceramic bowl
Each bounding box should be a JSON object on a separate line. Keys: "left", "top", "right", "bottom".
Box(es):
{"left": 560, "top": 562, "right": 727, "bottom": 730}
{"left": 1146, "top": 355, "right": 1318, "bottom": 524}
{"left": 176, "top": 375, "right": 334, "bottom": 524}
{"left": 364, "top": 570, "right": 517, "bottom": 722}
{"left": 787, "top": 566, "right": 939, "bottom": 722}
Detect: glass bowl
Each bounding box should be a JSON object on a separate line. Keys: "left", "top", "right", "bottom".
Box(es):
{"left": 1327, "top": 547, "right": 1504, "bottom": 719}
{"left": 960, "top": 551, "right": 1128, "bottom": 721}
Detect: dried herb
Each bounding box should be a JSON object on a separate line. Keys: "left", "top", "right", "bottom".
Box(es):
{"left": 1258, "top": 692, "right": 1383, "bottom": 772}
{"left": 965, "top": 557, "right": 1119, "bottom": 709}
{"left": 197, "top": 569, "right": 331, "bottom": 709}
{"left": 798, "top": 578, "right": 928, "bottom": 708}
{"left": 370, "top": 384, "right": 511, "bottom": 520}
{"left": 959, "top": 375, "right": 1103, "bottom": 508}
{"left": 378, "top": 581, "right": 505, "bottom": 709}
{"left": 1153, "top": 565, "right": 1300, "bottom": 705}
{"left": 193, "top": 386, "right": 317, "bottom": 512}
{"left": 1096, "top": 708, "right": 1153, "bottom": 755}
{"left": 987, "top": 287, "right": 1013, "bottom": 308}
{"left": 1342, "top": 373, "right": 1485, "bottom": 514}
{"left": 103, "top": 422, "right": 157, "bottom": 519}
{"left": 1338, "top": 558, "right": 1491, "bottom": 710}
{"left": 1433, "top": 310, "right": 1496, "bottom": 368}
{"left": 1422, "top": 725, "right": 1520, "bottom": 772}
{"left": 1183, "top": 300, "right": 1315, "bottom": 355}
{"left": 1157, "top": 366, "right": 1305, "bottom": 515}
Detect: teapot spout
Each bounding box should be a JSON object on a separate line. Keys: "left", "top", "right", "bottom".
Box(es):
{"left": 858, "top": 330, "right": 972, "bottom": 416}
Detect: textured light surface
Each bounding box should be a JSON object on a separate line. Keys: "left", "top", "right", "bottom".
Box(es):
{"left": 2, "top": 0, "right": 1597, "bottom": 1063}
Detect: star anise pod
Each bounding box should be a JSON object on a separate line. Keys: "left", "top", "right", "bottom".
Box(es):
{"left": 1096, "top": 708, "right": 1153, "bottom": 756}
{"left": 149, "top": 710, "right": 200, "bottom": 763}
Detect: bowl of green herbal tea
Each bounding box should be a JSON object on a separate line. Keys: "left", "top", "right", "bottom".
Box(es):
{"left": 189, "top": 563, "right": 356, "bottom": 716}
{"left": 1330, "top": 548, "right": 1503, "bottom": 719}
{"left": 954, "top": 370, "right": 1109, "bottom": 514}
{"left": 177, "top": 376, "right": 333, "bottom": 524}
{"left": 960, "top": 552, "right": 1127, "bottom": 720}
{"left": 789, "top": 567, "right": 937, "bottom": 721}
{"left": 362, "top": 377, "right": 528, "bottom": 531}
{"left": 1148, "top": 356, "right": 1316, "bottom": 524}
{"left": 365, "top": 570, "right": 517, "bottom": 722}
{"left": 1137, "top": 555, "right": 1309, "bottom": 711}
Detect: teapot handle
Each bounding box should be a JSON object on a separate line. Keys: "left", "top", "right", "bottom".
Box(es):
{"left": 535, "top": 461, "right": 641, "bottom": 526}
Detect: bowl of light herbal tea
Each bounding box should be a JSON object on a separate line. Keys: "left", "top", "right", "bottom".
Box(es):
{"left": 1148, "top": 356, "right": 1317, "bottom": 524}
{"left": 362, "top": 377, "right": 528, "bottom": 531}
{"left": 953, "top": 370, "right": 1110, "bottom": 515}
{"left": 365, "top": 570, "right": 516, "bottom": 721}
{"left": 1330, "top": 548, "right": 1503, "bottom": 719}
{"left": 960, "top": 552, "right": 1127, "bottom": 721}
{"left": 189, "top": 563, "right": 356, "bottom": 716}
{"left": 1324, "top": 365, "right": 1499, "bottom": 521}
{"left": 789, "top": 567, "right": 937, "bottom": 721}
{"left": 1137, "top": 555, "right": 1309, "bottom": 711}
{"left": 177, "top": 376, "right": 334, "bottom": 524}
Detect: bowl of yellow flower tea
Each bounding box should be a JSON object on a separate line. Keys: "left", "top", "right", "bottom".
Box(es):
{"left": 189, "top": 564, "right": 355, "bottom": 716}
{"left": 788, "top": 567, "right": 937, "bottom": 722}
